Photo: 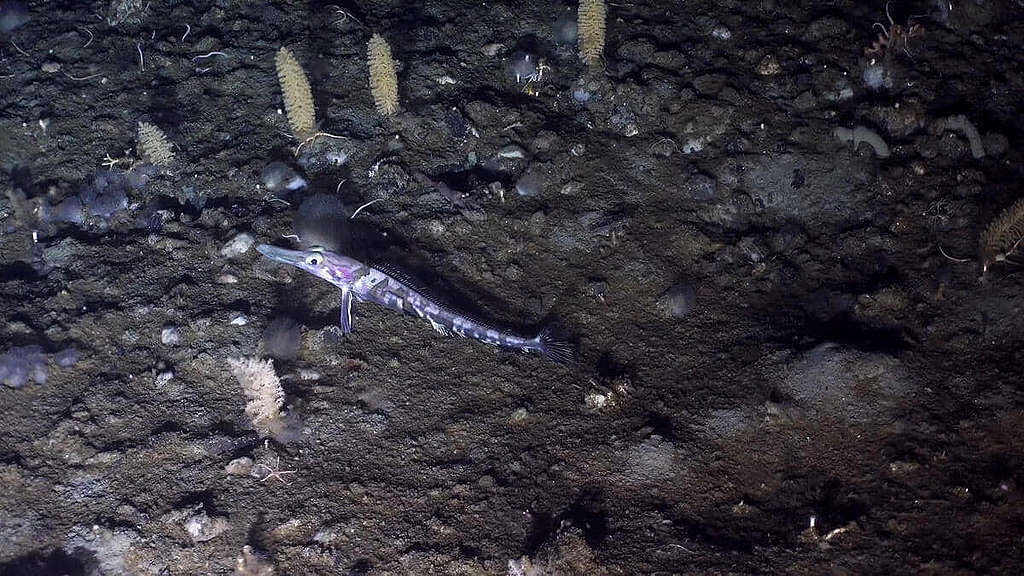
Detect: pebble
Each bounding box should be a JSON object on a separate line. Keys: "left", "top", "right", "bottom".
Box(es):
{"left": 298, "top": 369, "right": 321, "bottom": 381}
{"left": 228, "top": 312, "right": 249, "bottom": 326}
{"left": 757, "top": 54, "right": 781, "bottom": 75}
{"left": 184, "top": 511, "right": 230, "bottom": 542}
{"left": 220, "top": 233, "right": 254, "bottom": 258}
{"left": 261, "top": 161, "right": 306, "bottom": 193}
{"left": 225, "top": 457, "right": 254, "bottom": 476}
{"left": 496, "top": 145, "right": 526, "bottom": 159}
{"left": 585, "top": 390, "right": 614, "bottom": 410}
{"left": 515, "top": 172, "right": 544, "bottom": 197}
{"left": 510, "top": 407, "right": 529, "bottom": 424}
{"left": 481, "top": 43, "right": 503, "bottom": 57}
{"left": 161, "top": 325, "right": 180, "bottom": 345}
{"left": 560, "top": 181, "right": 583, "bottom": 195}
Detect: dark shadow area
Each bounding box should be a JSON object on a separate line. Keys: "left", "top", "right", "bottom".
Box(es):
{"left": 0, "top": 549, "right": 88, "bottom": 576}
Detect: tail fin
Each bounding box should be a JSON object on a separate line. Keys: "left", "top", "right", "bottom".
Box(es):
{"left": 535, "top": 325, "right": 576, "bottom": 364}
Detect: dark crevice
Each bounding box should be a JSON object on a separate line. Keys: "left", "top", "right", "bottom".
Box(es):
{"left": 0, "top": 549, "right": 87, "bottom": 576}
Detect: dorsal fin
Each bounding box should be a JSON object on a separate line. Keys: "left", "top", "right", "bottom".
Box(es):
{"left": 369, "top": 261, "right": 435, "bottom": 297}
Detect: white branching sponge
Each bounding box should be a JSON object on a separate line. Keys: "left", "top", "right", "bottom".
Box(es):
{"left": 367, "top": 33, "right": 399, "bottom": 116}
{"left": 980, "top": 198, "right": 1024, "bottom": 275}
{"left": 137, "top": 121, "right": 174, "bottom": 166}
{"left": 275, "top": 47, "right": 316, "bottom": 141}
{"left": 226, "top": 357, "right": 284, "bottom": 437}
{"left": 578, "top": 0, "right": 607, "bottom": 67}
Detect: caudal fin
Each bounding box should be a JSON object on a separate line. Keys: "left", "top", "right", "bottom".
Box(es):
{"left": 535, "top": 326, "right": 576, "bottom": 364}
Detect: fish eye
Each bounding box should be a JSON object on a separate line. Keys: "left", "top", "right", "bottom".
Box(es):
{"left": 305, "top": 254, "right": 323, "bottom": 266}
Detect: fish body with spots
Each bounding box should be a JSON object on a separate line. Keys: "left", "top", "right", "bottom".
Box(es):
{"left": 256, "top": 245, "right": 573, "bottom": 363}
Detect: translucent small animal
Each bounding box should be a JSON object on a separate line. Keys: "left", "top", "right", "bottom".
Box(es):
{"left": 261, "top": 161, "right": 307, "bottom": 193}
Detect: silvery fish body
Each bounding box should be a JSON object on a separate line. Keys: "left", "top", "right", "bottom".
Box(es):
{"left": 256, "top": 245, "right": 573, "bottom": 363}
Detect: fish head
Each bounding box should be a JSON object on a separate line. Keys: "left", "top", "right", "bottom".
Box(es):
{"left": 256, "top": 244, "right": 362, "bottom": 288}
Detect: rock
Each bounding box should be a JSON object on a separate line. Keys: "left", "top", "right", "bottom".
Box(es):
{"left": 711, "top": 25, "right": 732, "bottom": 40}
{"left": 225, "top": 457, "right": 254, "bottom": 476}
{"left": 220, "top": 233, "right": 254, "bottom": 258}
{"left": 235, "top": 545, "right": 275, "bottom": 576}
{"left": 657, "top": 282, "right": 696, "bottom": 318}
{"left": 584, "top": 389, "right": 617, "bottom": 411}
{"left": 480, "top": 43, "right": 503, "bottom": 57}
{"left": 155, "top": 370, "right": 174, "bottom": 386}
{"left": 261, "top": 161, "right": 306, "bottom": 193}
{"left": 560, "top": 181, "right": 583, "bottom": 195}
{"left": 515, "top": 172, "right": 544, "bottom": 197}
{"left": 62, "top": 525, "right": 140, "bottom": 575}
{"left": 161, "top": 325, "right": 180, "bottom": 345}
{"left": 757, "top": 54, "right": 781, "bottom": 75}
{"left": 184, "top": 510, "right": 229, "bottom": 542}
{"left": 510, "top": 407, "right": 529, "bottom": 424}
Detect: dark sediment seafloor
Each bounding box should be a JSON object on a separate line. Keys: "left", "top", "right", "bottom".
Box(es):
{"left": 1, "top": 1, "right": 1022, "bottom": 574}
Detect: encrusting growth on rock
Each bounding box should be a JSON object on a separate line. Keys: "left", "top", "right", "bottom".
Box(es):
{"left": 275, "top": 47, "right": 316, "bottom": 141}
{"left": 980, "top": 198, "right": 1024, "bottom": 275}
{"left": 136, "top": 121, "right": 174, "bottom": 167}
{"left": 226, "top": 357, "right": 284, "bottom": 437}
{"left": 367, "top": 33, "right": 399, "bottom": 116}
{"left": 578, "top": 0, "right": 607, "bottom": 67}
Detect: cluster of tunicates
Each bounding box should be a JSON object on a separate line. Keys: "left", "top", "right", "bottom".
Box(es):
{"left": 36, "top": 168, "right": 154, "bottom": 230}
{"left": 0, "top": 344, "right": 77, "bottom": 388}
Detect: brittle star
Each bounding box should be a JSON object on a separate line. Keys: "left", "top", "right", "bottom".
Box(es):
{"left": 101, "top": 153, "right": 134, "bottom": 170}
{"left": 870, "top": 1, "right": 924, "bottom": 59}
{"left": 255, "top": 456, "right": 297, "bottom": 485}
{"left": 327, "top": 5, "right": 363, "bottom": 27}
{"left": 521, "top": 59, "right": 551, "bottom": 94}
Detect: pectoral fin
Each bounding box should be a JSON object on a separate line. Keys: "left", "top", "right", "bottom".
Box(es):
{"left": 339, "top": 287, "right": 353, "bottom": 333}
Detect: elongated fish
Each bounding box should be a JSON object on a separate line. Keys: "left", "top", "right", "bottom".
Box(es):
{"left": 256, "top": 244, "right": 574, "bottom": 363}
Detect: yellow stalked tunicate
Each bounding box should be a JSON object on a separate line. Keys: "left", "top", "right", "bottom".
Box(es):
{"left": 367, "top": 33, "right": 399, "bottom": 117}
{"left": 275, "top": 47, "right": 316, "bottom": 141}
{"left": 578, "top": 0, "right": 607, "bottom": 67}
